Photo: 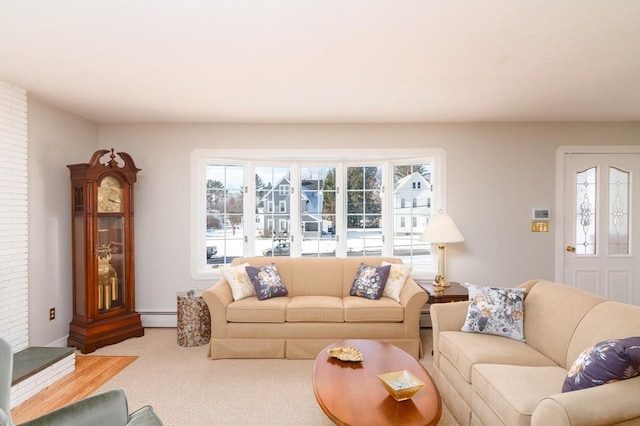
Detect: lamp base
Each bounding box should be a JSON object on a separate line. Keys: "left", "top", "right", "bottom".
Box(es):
{"left": 434, "top": 275, "right": 450, "bottom": 288}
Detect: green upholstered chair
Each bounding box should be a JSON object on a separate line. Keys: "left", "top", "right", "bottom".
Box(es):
{"left": 0, "top": 337, "right": 162, "bottom": 426}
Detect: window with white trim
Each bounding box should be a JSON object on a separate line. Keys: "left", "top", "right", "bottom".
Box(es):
{"left": 191, "top": 149, "right": 446, "bottom": 279}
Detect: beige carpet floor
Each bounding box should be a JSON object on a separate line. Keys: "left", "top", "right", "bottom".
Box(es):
{"left": 93, "top": 328, "right": 459, "bottom": 426}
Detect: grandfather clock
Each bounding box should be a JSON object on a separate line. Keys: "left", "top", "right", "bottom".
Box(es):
{"left": 67, "top": 149, "right": 144, "bottom": 353}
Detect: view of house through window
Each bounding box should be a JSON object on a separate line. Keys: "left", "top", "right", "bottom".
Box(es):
{"left": 392, "top": 164, "right": 431, "bottom": 262}
{"left": 300, "top": 166, "right": 338, "bottom": 257}
{"left": 255, "top": 166, "right": 292, "bottom": 257}
{"left": 194, "top": 150, "right": 442, "bottom": 278}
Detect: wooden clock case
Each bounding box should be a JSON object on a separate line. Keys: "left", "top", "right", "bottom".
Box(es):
{"left": 67, "top": 149, "right": 144, "bottom": 353}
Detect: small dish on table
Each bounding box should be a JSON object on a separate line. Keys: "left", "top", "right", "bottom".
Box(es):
{"left": 377, "top": 369, "right": 425, "bottom": 401}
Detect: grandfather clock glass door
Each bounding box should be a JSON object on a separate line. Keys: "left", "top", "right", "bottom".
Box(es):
{"left": 96, "top": 175, "right": 125, "bottom": 313}
{"left": 97, "top": 218, "right": 124, "bottom": 312}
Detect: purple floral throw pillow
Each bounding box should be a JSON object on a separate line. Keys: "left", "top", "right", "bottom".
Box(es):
{"left": 245, "top": 263, "right": 288, "bottom": 301}
{"left": 461, "top": 284, "right": 526, "bottom": 341}
{"left": 562, "top": 337, "right": 640, "bottom": 392}
{"left": 349, "top": 263, "right": 391, "bottom": 300}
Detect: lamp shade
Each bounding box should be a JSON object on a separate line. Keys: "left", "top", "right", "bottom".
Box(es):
{"left": 420, "top": 214, "right": 464, "bottom": 243}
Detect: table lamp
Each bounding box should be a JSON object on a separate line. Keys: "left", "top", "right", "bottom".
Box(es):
{"left": 420, "top": 214, "right": 464, "bottom": 287}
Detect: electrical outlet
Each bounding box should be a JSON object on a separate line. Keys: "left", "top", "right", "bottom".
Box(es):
{"left": 49, "top": 308, "right": 55, "bottom": 321}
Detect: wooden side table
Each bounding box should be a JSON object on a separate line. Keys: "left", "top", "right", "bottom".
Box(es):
{"left": 415, "top": 281, "right": 468, "bottom": 327}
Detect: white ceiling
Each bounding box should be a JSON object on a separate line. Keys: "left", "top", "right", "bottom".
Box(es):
{"left": 1, "top": 1, "right": 639, "bottom": 124}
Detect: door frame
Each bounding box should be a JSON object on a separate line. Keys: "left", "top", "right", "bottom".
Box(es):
{"left": 555, "top": 145, "right": 640, "bottom": 283}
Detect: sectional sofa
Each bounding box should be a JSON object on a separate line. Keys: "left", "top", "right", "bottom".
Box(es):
{"left": 202, "top": 256, "right": 427, "bottom": 359}
{"left": 430, "top": 279, "right": 640, "bottom": 426}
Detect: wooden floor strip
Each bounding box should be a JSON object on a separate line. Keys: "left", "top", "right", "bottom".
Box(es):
{"left": 11, "top": 355, "right": 137, "bottom": 424}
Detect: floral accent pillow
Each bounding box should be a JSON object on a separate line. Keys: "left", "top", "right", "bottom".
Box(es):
{"left": 562, "top": 337, "right": 640, "bottom": 392}
{"left": 349, "top": 263, "right": 391, "bottom": 300}
{"left": 221, "top": 263, "right": 255, "bottom": 301}
{"left": 381, "top": 261, "right": 413, "bottom": 302}
{"left": 245, "top": 263, "right": 288, "bottom": 301}
{"left": 461, "top": 284, "right": 526, "bottom": 341}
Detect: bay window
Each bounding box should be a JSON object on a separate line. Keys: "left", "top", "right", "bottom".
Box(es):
{"left": 191, "top": 149, "right": 446, "bottom": 279}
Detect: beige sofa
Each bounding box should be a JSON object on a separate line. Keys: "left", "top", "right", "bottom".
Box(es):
{"left": 430, "top": 279, "right": 640, "bottom": 426}
{"left": 202, "top": 256, "right": 427, "bottom": 360}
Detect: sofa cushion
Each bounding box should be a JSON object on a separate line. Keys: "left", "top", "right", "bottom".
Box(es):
{"left": 472, "top": 364, "right": 568, "bottom": 425}
{"left": 562, "top": 337, "right": 640, "bottom": 392}
{"left": 343, "top": 296, "right": 404, "bottom": 322}
{"left": 221, "top": 263, "right": 255, "bottom": 301}
{"left": 461, "top": 284, "right": 525, "bottom": 341}
{"left": 286, "top": 296, "right": 344, "bottom": 322}
{"left": 382, "top": 261, "right": 412, "bottom": 302}
{"left": 290, "top": 257, "right": 344, "bottom": 297}
{"left": 226, "top": 297, "right": 288, "bottom": 323}
{"left": 349, "top": 263, "right": 391, "bottom": 300}
{"left": 439, "top": 331, "right": 558, "bottom": 383}
{"left": 246, "top": 263, "right": 288, "bottom": 300}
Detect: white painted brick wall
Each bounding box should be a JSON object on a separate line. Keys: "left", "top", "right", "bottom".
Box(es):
{"left": 1, "top": 80, "right": 75, "bottom": 408}
{"left": 0, "top": 80, "right": 29, "bottom": 351}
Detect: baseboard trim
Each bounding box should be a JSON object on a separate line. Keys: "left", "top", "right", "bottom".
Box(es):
{"left": 46, "top": 335, "right": 69, "bottom": 348}
{"left": 140, "top": 312, "right": 177, "bottom": 327}
{"left": 43, "top": 314, "right": 176, "bottom": 348}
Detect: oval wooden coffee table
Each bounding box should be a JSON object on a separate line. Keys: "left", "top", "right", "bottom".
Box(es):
{"left": 313, "top": 339, "right": 441, "bottom": 426}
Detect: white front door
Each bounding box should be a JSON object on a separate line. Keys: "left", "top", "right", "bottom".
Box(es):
{"left": 562, "top": 152, "right": 640, "bottom": 305}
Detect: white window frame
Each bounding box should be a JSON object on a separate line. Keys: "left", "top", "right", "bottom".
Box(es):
{"left": 191, "top": 148, "right": 447, "bottom": 279}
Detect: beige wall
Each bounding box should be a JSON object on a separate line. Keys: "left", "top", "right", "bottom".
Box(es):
{"left": 27, "top": 96, "right": 98, "bottom": 346}
{"left": 97, "top": 123, "right": 639, "bottom": 322}
{"left": 25, "top": 99, "right": 639, "bottom": 341}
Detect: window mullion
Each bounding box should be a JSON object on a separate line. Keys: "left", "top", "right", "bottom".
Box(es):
{"left": 245, "top": 160, "right": 256, "bottom": 256}
{"left": 381, "top": 161, "right": 392, "bottom": 256}
{"left": 335, "top": 164, "right": 346, "bottom": 256}
{"left": 289, "top": 164, "right": 301, "bottom": 256}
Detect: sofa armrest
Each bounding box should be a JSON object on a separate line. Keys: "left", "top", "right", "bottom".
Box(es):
{"left": 531, "top": 377, "right": 640, "bottom": 426}
{"left": 430, "top": 301, "right": 469, "bottom": 365}
{"left": 399, "top": 278, "right": 429, "bottom": 332}
{"left": 399, "top": 278, "right": 428, "bottom": 309}
{"left": 202, "top": 279, "right": 234, "bottom": 338}
{"left": 127, "top": 405, "right": 163, "bottom": 426}
{"left": 20, "top": 389, "right": 129, "bottom": 426}
{"left": 430, "top": 301, "right": 469, "bottom": 332}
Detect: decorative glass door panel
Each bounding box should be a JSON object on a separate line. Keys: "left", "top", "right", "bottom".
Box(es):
{"left": 608, "top": 167, "right": 629, "bottom": 255}
{"left": 575, "top": 167, "right": 597, "bottom": 255}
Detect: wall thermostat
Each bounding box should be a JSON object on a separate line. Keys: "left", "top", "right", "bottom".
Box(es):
{"left": 532, "top": 209, "right": 550, "bottom": 220}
